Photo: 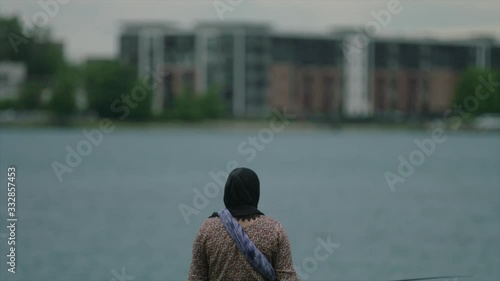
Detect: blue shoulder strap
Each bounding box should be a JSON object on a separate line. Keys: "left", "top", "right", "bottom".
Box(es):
{"left": 217, "top": 209, "right": 276, "bottom": 281}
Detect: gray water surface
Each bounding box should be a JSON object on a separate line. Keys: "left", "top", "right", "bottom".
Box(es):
{"left": 0, "top": 128, "right": 498, "bottom": 281}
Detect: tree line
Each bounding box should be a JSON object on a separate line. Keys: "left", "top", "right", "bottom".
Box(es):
{"left": 0, "top": 16, "right": 225, "bottom": 124}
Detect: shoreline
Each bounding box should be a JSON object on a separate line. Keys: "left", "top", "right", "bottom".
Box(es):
{"left": 1, "top": 119, "right": 498, "bottom": 133}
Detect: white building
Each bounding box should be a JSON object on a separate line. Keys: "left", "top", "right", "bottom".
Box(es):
{"left": 0, "top": 61, "right": 27, "bottom": 101}
{"left": 342, "top": 34, "right": 373, "bottom": 118}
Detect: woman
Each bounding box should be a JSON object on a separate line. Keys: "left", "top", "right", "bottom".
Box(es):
{"left": 188, "top": 167, "right": 299, "bottom": 281}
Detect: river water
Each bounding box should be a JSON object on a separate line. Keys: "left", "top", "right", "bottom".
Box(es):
{"left": 0, "top": 128, "right": 498, "bottom": 281}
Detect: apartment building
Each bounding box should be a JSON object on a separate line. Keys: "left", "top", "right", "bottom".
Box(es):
{"left": 269, "top": 34, "right": 344, "bottom": 120}
{"left": 119, "top": 21, "right": 500, "bottom": 120}
{"left": 195, "top": 22, "right": 271, "bottom": 117}
{"left": 369, "top": 37, "right": 498, "bottom": 119}
{"left": 119, "top": 22, "right": 270, "bottom": 117}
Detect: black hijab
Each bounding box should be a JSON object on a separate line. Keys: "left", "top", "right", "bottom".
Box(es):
{"left": 209, "top": 167, "right": 264, "bottom": 220}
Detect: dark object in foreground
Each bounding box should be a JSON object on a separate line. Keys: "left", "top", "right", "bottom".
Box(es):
{"left": 391, "top": 275, "right": 471, "bottom": 281}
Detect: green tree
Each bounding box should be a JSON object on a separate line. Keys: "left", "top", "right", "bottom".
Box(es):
{"left": 25, "top": 41, "right": 65, "bottom": 78}
{"left": 18, "top": 80, "right": 45, "bottom": 110}
{"left": 200, "top": 87, "right": 225, "bottom": 119}
{"left": 1, "top": 16, "right": 67, "bottom": 114}
{"left": 173, "top": 89, "right": 202, "bottom": 121}
{"left": 48, "top": 70, "right": 77, "bottom": 118}
{"left": 0, "top": 99, "right": 19, "bottom": 110}
{"left": 127, "top": 81, "right": 153, "bottom": 121}
{"left": 0, "top": 16, "right": 64, "bottom": 79}
{"left": 0, "top": 17, "right": 29, "bottom": 60}
{"left": 84, "top": 60, "right": 136, "bottom": 119}
{"left": 454, "top": 68, "right": 500, "bottom": 115}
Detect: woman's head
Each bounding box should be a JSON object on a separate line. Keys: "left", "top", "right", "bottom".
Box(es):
{"left": 223, "top": 167, "right": 260, "bottom": 209}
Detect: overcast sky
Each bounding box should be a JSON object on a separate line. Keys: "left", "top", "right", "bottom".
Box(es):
{"left": 1, "top": 0, "right": 499, "bottom": 63}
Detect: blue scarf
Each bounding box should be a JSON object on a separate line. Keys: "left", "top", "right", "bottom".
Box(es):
{"left": 217, "top": 209, "right": 276, "bottom": 281}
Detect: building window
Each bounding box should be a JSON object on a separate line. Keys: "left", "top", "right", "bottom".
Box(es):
{"left": 422, "top": 78, "right": 430, "bottom": 102}
{"left": 391, "top": 77, "right": 398, "bottom": 110}
{"left": 323, "top": 77, "right": 334, "bottom": 114}
{"left": 407, "top": 78, "right": 417, "bottom": 114}
{"left": 421, "top": 77, "right": 431, "bottom": 110}
{"left": 303, "top": 76, "right": 313, "bottom": 112}
{"left": 419, "top": 76, "right": 431, "bottom": 117}
{"left": 375, "top": 78, "right": 386, "bottom": 112}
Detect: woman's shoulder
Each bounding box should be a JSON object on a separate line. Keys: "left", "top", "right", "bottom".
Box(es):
{"left": 199, "top": 215, "right": 286, "bottom": 232}
{"left": 258, "top": 216, "right": 288, "bottom": 232}
{"left": 200, "top": 217, "right": 223, "bottom": 230}
{"left": 259, "top": 215, "right": 280, "bottom": 225}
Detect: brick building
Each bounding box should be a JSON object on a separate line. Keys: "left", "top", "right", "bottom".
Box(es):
{"left": 119, "top": 22, "right": 500, "bottom": 120}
